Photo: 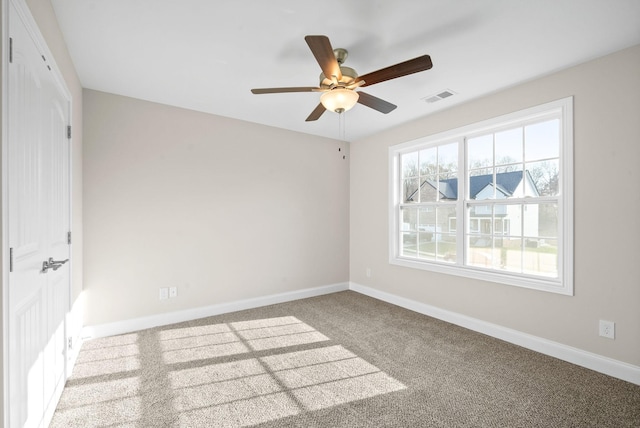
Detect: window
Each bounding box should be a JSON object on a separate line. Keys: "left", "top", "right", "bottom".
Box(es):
{"left": 389, "top": 98, "right": 573, "bottom": 294}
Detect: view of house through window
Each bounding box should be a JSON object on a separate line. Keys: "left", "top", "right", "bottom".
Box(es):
{"left": 391, "top": 98, "right": 573, "bottom": 294}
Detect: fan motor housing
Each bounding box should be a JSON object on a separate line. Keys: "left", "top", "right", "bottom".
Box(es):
{"left": 319, "top": 66, "right": 358, "bottom": 88}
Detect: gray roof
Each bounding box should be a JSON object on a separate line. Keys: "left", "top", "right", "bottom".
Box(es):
{"left": 408, "top": 170, "right": 538, "bottom": 201}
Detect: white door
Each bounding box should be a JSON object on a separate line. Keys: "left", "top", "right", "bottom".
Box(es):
{"left": 7, "top": 1, "right": 71, "bottom": 427}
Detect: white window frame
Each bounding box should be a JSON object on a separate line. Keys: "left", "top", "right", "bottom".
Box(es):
{"left": 389, "top": 97, "right": 573, "bottom": 295}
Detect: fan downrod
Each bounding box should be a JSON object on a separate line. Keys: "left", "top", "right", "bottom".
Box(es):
{"left": 334, "top": 48, "right": 348, "bottom": 65}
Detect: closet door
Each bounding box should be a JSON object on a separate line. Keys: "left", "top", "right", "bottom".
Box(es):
{"left": 41, "top": 52, "right": 71, "bottom": 427}
{"left": 7, "top": 1, "right": 71, "bottom": 427}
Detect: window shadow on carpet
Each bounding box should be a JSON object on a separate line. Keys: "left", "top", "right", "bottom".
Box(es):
{"left": 50, "top": 316, "right": 406, "bottom": 427}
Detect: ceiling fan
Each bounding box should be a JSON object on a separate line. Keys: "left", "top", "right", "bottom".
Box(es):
{"left": 251, "top": 35, "right": 433, "bottom": 122}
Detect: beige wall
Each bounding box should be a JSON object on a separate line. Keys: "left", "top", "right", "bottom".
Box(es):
{"left": 350, "top": 44, "right": 640, "bottom": 366}
{"left": 82, "top": 90, "right": 350, "bottom": 325}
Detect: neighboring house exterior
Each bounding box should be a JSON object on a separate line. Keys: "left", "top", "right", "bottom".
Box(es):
{"left": 404, "top": 170, "right": 540, "bottom": 243}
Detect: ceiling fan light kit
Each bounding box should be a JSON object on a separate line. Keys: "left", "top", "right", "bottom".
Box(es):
{"left": 320, "top": 88, "right": 359, "bottom": 113}
{"left": 251, "top": 35, "right": 433, "bottom": 121}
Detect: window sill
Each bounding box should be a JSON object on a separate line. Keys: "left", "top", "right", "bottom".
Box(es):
{"left": 390, "top": 256, "right": 572, "bottom": 295}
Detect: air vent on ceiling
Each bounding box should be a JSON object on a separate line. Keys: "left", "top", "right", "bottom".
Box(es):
{"left": 423, "top": 89, "right": 456, "bottom": 104}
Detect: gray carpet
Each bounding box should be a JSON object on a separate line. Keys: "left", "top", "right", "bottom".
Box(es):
{"left": 50, "top": 291, "right": 640, "bottom": 427}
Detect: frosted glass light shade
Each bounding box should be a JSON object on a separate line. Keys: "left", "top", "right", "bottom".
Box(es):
{"left": 320, "top": 88, "right": 359, "bottom": 113}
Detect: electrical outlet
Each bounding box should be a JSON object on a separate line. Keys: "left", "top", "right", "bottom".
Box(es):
{"left": 599, "top": 320, "right": 615, "bottom": 339}
{"left": 159, "top": 287, "right": 169, "bottom": 300}
{"left": 366, "top": 268, "right": 371, "bottom": 278}
{"left": 169, "top": 286, "right": 177, "bottom": 298}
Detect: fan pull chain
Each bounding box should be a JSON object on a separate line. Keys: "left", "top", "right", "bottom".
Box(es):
{"left": 338, "top": 112, "right": 347, "bottom": 159}
{"left": 338, "top": 111, "right": 346, "bottom": 142}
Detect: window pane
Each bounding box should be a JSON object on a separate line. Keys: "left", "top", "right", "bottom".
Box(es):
{"left": 525, "top": 119, "right": 559, "bottom": 161}
{"left": 400, "top": 207, "right": 417, "bottom": 257}
{"left": 467, "top": 235, "right": 493, "bottom": 268}
{"left": 469, "top": 169, "right": 495, "bottom": 200}
{"left": 496, "top": 166, "right": 524, "bottom": 198}
{"left": 402, "top": 206, "right": 417, "bottom": 227}
{"left": 497, "top": 169, "right": 524, "bottom": 199}
{"left": 527, "top": 159, "right": 559, "bottom": 196}
{"left": 499, "top": 238, "right": 522, "bottom": 273}
{"left": 402, "top": 152, "right": 419, "bottom": 178}
{"left": 468, "top": 134, "right": 493, "bottom": 169}
{"left": 438, "top": 142, "right": 458, "bottom": 174}
{"left": 480, "top": 218, "right": 492, "bottom": 234}
{"left": 492, "top": 238, "right": 507, "bottom": 270}
{"left": 538, "top": 203, "right": 558, "bottom": 238}
{"left": 416, "top": 207, "right": 435, "bottom": 260}
{"left": 523, "top": 204, "right": 539, "bottom": 237}
{"left": 418, "top": 232, "right": 435, "bottom": 260}
{"left": 524, "top": 238, "right": 558, "bottom": 277}
{"left": 418, "top": 207, "right": 436, "bottom": 235}
{"left": 419, "top": 176, "right": 439, "bottom": 202}
{"left": 437, "top": 205, "right": 457, "bottom": 263}
{"left": 495, "top": 127, "right": 523, "bottom": 165}
{"left": 402, "top": 231, "right": 417, "bottom": 257}
{"left": 403, "top": 178, "right": 419, "bottom": 202}
{"left": 419, "top": 147, "right": 437, "bottom": 176}
{"left": 469, "top": 205, "right": 492, "bottom": 233}
{"left": 435, "top": 234, "right": 457, "bottom": 262}
{"left": 437, "top": 206, "right": 456, "bottom": 234}
{"left": 437, "top": 174, "right": 458, "bottom": 201}
{"left": 503, "top": 204, "right": 522, "bottom": 237}
{"left": 495, "top": 164, "right": 523, "bottom": 174}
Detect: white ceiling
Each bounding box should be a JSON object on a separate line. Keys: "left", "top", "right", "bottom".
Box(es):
{"left": 51, "top": 0, "right": 640, "bottom": 142}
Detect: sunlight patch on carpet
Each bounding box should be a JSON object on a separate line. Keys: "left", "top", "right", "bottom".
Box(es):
{"left": 159, "top": 316, "right": 330, "bottom": 364}
{"left": 169, "top": 359, "right": 266, "bottom": 389}
{"left": 164, "top": 319, "right": 406, "bottom": 426}
{"left": 71, "top": 333, "right": 141, "bottom": 379}
{"left": 248, "top": 331, "right": 330, "bottom": 351}
{"left": 162, "top": 341, "right": 250, "bottom": 364}
{"left": 56, "top": 376, "right": 140, "bottom": 408}
{"left": 53, "top": 316, "right": 406, "bottom": 428}
{"left": 52, "top": 394, "right": 142, "bottom": 426}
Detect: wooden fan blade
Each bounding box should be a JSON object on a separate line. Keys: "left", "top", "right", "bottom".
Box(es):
{"left": 305, "top": 103, "right": 326, "bottom": 122}
{"left": 251, "top": 87, "right": 319, "bottom": 94}
{"left": 355, "top": 55, "right": 433, "bottom": 87}
{"left": 304, "top": 35, "right": 342, "bottom": 81}
{"left": 356, "top": 91, "right": 397, "bottom": 114}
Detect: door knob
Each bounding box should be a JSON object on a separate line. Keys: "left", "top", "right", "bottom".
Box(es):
{"left": 48, "top": 257, "right": 69, "bottom": 271}
{"left": 41, "top": 257, "right": 69, "bottom": 273}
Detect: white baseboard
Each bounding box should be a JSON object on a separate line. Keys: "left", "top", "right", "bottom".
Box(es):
{"left": 79, "top": 280, "right": 639, "bottom": 385}
{"left": 82, "top": 282, "right": 350, "bottom": 339}
{"left": 349, "top": 282, "right": 640, "bottom": 386}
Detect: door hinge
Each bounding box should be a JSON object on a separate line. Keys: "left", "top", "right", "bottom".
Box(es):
{"left": 67, "top": 125, "right": 72, "bottom": 139}
{"left": 67, "top": 231, "right": 72, "bottom": 245}
{"left": 9, "top": 38, "right": 13, "bottom": 63}
{"left": 9, "top": 247, "right": 14, "bottom": 273}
